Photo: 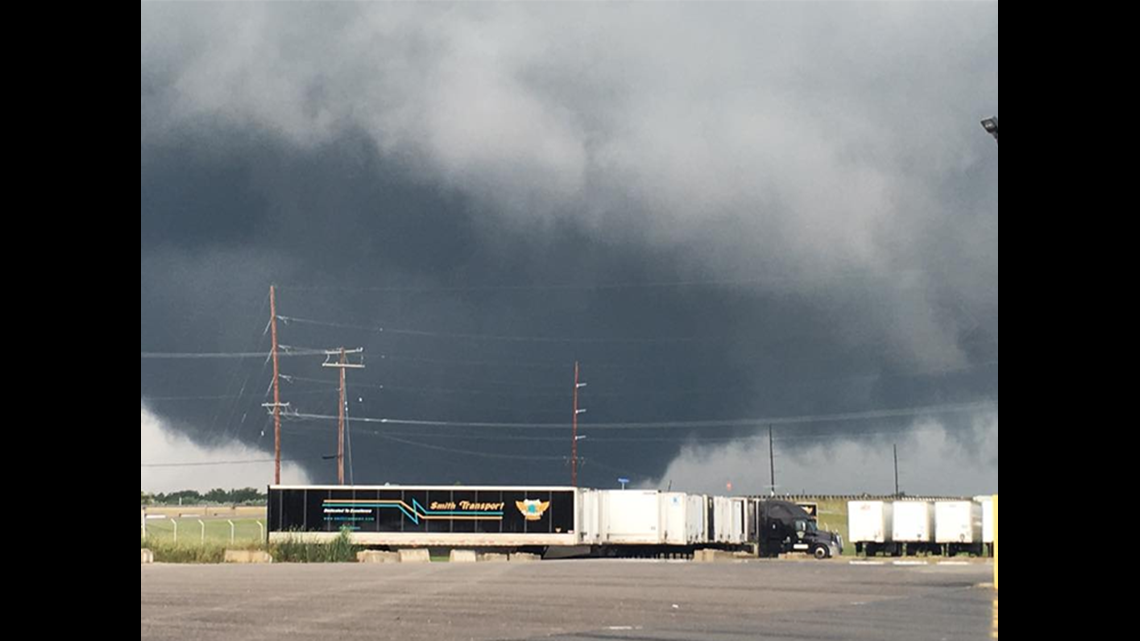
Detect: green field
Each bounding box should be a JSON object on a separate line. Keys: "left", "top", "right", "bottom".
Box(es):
{"left": 810, "top": 498, "right": 853, "bottom": 556}
{"left": 142, "top": 517, "right": 266, "bottom": 545}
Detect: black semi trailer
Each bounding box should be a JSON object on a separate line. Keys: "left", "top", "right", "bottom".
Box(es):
{"left": 268, "top": 485, "right": 579, "bottom": 548}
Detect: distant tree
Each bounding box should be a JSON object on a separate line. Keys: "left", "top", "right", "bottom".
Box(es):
{"left": 204, "top": 488, "right": 229, "bottom": 503}
{"left": 154, "top": 490, "right": 203, "bottom": 505}
{"left": 229, "top": 487, "right": 266, "bottom": 503}
{"left": 148, "top": 487, "right": 267, "bottom": 505}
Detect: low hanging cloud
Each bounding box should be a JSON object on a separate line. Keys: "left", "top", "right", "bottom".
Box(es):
{"left": 141, "top": 405, "right": 311, "bottom": 493}
{"left": 142, "top": 2, "right": 998, "bottom": 367}
{"left": 647, "top": 411, "right": 998, "bottom": 497}
{"left": 140, "top": 3, "right": 998, "bottom": 367}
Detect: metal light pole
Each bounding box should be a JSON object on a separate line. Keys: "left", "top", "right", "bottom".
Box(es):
{"left": 893, "top": 444, "right": 900, "bottom": 497}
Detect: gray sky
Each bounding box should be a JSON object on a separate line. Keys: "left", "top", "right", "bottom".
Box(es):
{"left": 141, "top": 1, "right": 998, "bottom": 495}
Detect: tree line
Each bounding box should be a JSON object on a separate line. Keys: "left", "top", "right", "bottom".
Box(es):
{"left": 141, "top": 488, "right": 267, "bottom": 505}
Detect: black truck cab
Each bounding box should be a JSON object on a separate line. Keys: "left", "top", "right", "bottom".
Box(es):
{"left": 757, "top": 500, "right": 842, "bottom": 559}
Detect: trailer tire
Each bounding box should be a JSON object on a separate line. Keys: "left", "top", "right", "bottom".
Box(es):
{"left": 813, "top": 545, "right": 829, "bottom": 560}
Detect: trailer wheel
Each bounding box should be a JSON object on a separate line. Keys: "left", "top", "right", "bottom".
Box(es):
{"left": 813, "top": 545, "right": 829, "bottom": 560}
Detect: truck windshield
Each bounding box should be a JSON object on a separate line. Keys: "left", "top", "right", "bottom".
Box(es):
{"left": 795, "top": 519, "right": 819, "bottom": 533}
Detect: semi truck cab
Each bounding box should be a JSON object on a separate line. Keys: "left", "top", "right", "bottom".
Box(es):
{"left": 758, "top": 500, "right": 842, "bottom": 559}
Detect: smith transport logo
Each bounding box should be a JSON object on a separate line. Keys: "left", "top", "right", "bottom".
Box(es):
{"left": 516, "top": 499, "right": 551, "bottom": 521}
{"left": 323, "top": 498, "right": 505, "bottom": 525}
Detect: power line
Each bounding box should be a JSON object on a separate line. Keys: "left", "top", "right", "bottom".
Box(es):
{"left": 276, "top": 360, "right": 998, "bottom": 402}
{"left": 283, "top": 400, "right": 996, "bottom": 431}
{"left": 277, "top": 315, "right": 716, "bottom": 344}
{"left": 140, "top": 348, "right": 327, "bottom": 359}
{"left": 379, "top": 354, "right": 577, "bottom": 371}
{"left": 284, "top": 375, "right": 568, "bottom": 396}
{"left": 142, "top": 388, "right": 344, "bottom": 402}
{"left": 370, "top": 433, "right": 569, "bottom": 461}
{"left": 278, "top": 417, "right": 980, "bottom": 442}
{"left": 275, "top": 272, "right": 922, "bottom": 294}
{"left": 221, "top": 340, "right": 274, "bottom": 442}
{"left": 141, "top": 455, "right": 327, "bottom": 468}
{"left": 378, "top": 353, "right": 721, "bottom": 374}
{"left": 344, "top": 353, "right": 998, "bottom": 378}
{"left": 573, "top": 455, "right": 658, "bottom": 482}
{"left": 204, "top": 294, "right": 271, "bottom": 444}
{"left": 142, "top": 394, "right": 247, "bottom": 401}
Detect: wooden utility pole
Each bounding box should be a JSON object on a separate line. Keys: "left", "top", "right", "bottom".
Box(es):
{"left": 323, "top": 348, "right": 364, "bottom": 485}
{"left": 338, "top": 348, "right": 347, "bottom": 484}
{"left": 270, "top": 286, "right": 282, "bottom": 485}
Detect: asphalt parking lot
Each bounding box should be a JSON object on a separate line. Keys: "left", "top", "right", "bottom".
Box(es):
{"left": 141, "top": 559, "right": 996, "bottom": 640}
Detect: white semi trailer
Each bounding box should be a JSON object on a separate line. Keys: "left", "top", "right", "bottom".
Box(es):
{"left": 849, "top": 497, "right": 993, "bottom": 557}
{"left": 848, "top": 500, "right": 895, "bottom": 556}
{"left": 935, "top": 500, "right": 984, "bottom": 556}
{"left": 892, "top": 501, "right": 936, "bottom": 555}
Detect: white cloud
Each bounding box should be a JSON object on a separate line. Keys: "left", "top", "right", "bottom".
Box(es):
{"left": 141, "top": 404, "right": 311, "bottom": 493}
{"left": 647, "top": 412, "right": 998, "bottom": 497}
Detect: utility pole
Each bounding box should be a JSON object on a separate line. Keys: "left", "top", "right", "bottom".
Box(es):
{"left": 269, "top": 286, "right": 283, "bottom": 485}
{"left": 768, "top": 425, "right": 776, "bottom": 496}
{"left": 571, "top": 362, "right": 587, "bottom": 486}
{"left": 893, "top": 444, "right": 900, "bottom": 497}
{"left": 338, "top": 349, "right": 347, "bottom": 484}
{"left": 323, "top": 348, "right": 364, "bottom": 485}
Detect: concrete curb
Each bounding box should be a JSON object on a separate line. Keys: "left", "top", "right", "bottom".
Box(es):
{"left": 449, "top": 550, "right": 478, "bottom": 563}
{"left": 224, "top": 550, "right": 273, "bottom": 564}
{"left": 358, "top": 550, "right": 400, "bottom": 563}
{"left": 398, "top": 548, "right": 431, "bottom": 563}
{"left": 693, "top": 549, "right": 740, "bottom": 563}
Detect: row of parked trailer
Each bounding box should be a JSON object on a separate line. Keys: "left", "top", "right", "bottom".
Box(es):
{"left": 847, "top": 497, "right": 995, "bottom": 556}
{"left": 267, "top": 485, "right": 843, "bottom": 558}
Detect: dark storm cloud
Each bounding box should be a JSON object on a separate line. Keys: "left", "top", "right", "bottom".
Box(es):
{"left": 141, "top": 2, "right": 998, "bottom": 493}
